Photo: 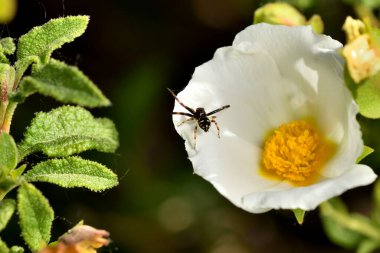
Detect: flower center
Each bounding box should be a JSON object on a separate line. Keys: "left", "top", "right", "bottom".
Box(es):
{"left": 261, "top": 120, "right": 336, "bottom": 185}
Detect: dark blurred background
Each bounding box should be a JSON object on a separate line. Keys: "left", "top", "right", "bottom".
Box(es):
{"left": 1, "top": 0, "right": 378, "bottom": 252}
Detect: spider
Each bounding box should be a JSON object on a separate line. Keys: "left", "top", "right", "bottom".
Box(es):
{"left": 168, "top": 88, "right": 230, "bottom": 148}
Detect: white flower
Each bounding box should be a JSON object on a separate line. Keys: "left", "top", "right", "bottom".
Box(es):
{"left": 171, "top": 23, "right": 377, "bottom": 213}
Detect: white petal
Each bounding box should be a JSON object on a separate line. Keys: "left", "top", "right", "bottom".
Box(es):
{"left": 171, "top": 24, "right": 376, "bottom": 214}
{"left": 242, "top": 164, "right": 377, "bottom": 213}
{"left": 188, "top": 133, "right": 281, "bottom": 212}
{"left": 173, "top": 46, "right": 310, "bottom": 148}
{"left": 233, "top": 24, "right": 363, "bottom": 177}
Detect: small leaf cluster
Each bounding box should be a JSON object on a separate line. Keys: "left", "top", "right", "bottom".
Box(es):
{"left": 0, "top": 16, "right": 119, "bottom": 252}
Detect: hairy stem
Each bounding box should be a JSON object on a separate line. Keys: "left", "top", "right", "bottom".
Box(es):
{"left": 1, "top": 102, "right": 17, "bottom": 133}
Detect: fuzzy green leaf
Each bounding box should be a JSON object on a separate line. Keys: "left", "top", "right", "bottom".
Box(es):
{"left": 292, "top": 209, "right": 306, "bottom": 225}
{"left": 25, "top": 157, "right": 118, "bottom": 191}
{"left": 16, "top": 60, "right": 110, "bottom": 107}
{"left": 17, "top": 182, "right": 54, "bottom": 252}
{"left": 18, "top": 106, "right": 118, "bottom": 159}
{"left": 13, "top": 56, "right": 40, "bottom": 85}
{"left": 0, "top": 199, "right": 16, "bottom": 232}
{"left": 0, "top": 238, "right": 9, "bottom": 253}
{"left": 9, "top": 246, "right": 24, "bottom": 253}
{"left": 0, "top": 37, "right": 15, "bottom": 64}
{"left": 357, "top": 146, "right": 375, "bottom": 163}
{"left": 16, "top": 16, "right": 89, "bottom": 63}
{"left": 0, "top": 133, "right": 18, "bottom": 177}
{"left": 0, "top": 38, "right": 15, "bottom": 55}
{"left": 0, "top": 63, "right": 15, "bottom": 96}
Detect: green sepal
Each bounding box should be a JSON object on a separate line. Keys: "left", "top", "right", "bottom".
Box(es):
{"left": 357, "top": 146, "right": 374, "bottom": 163}
{"left": 16, "top": 16, "right": 89, "bottom": 64}
{"left": 0, "top": 199, "right": 16, "bottom": 232}
{"left": 320, "top": 198, "right": 364, "bottom": 249}
{"left": 0, "top": 133, "right": 18, "bottom": 178}
{"left": 9, "top": 246, "right": 24, "bottom": 253}
{"left": 0, "top": 238, "right": 9, "bottom": 253}
{"left": 15, "top": 59, "right": 110, "bottom": 107}
{"left": 18, "top": 106, "right": 119, "bottom": 159}
{"left": 292, "top": 208, "right": 306, "bottom": 225}
{"left": 24, "top": 156, "right": 118, "bottom": 191}
{"left": 17, "top": 182, "right": 54, "bottom": 252}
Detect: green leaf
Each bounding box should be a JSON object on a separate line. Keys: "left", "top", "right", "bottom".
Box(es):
{"left": 320, "top": 198, "right": 364, "bottom": 249}
{"left": 24, "top": 157, "right": 118, "bottom": 191}
{"left": 0, "top": 38, "right": 15, "bottom": 55}
{"left": 9, "top": 246, "right": 24, "bottom": 253}
{"left": 0, "top": 199, "right": 16, "bottom": 232}
{"left": 9, "top": 165, "right": 26, "bottom": 180}
{"left": 0, "top": 37, "right": 15, "bottom": 64}
{"left": 16, "top": 16, "right": 89, "bottom": 63}
{"left": 357, "top": 146, "right": 375, "bottom": 163}
{"left": 292, "top": 209, "right": 306, "bottom": 225}
{"left": 13, "top": 56, "right": 40, "bottom": 85}
{"left": 18, "top": 106, "right": 118, "bottom": 158}
{"left": 17, "top": 182, "right": 54, "bottom": 252}
{"left": 16, "top": 60, "right": 110, "bottom": 107}
{"left": 0, "top": 133, "right": 18, "bottom": 177}
{"left": 358, "top": 239, "right": 380, "bottom": 253}
{"left": 0, "top": 238, "right": 9, "bottom": 253}
{"left": 0, "top": 63, "right": 15, "bottom": 95}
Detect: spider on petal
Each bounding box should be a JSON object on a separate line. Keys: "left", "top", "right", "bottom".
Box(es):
{"left": 168, "top": 88, "right": 230, "bottom": 148}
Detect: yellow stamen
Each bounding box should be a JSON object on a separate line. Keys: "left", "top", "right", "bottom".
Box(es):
{"left": 261, "top": 120, "right": 336, "bottom": 186}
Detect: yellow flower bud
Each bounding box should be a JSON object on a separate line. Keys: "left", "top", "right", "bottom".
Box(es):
{"left": 0, "top": 0, "right": 17, "bottom": 24}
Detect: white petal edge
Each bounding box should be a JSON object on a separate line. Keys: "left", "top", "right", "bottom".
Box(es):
{"left": 241, "top": 164, "right": 377, "bottom": 213}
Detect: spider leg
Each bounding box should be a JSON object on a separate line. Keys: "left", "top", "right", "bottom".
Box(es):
{"left": 177, "top": 117, "right": 195, "bottom": 127}
{"left": 206, "top": 105, "right": 230, "bottom": 116}
{"left": 210, "top": 116, "right": 221, "bottom": 138}
{"left": 167, "top": 88, "right": 196, "bottom": 114}
{"left": 193, "top": 124, "right": 198, "bottom": 149}
{"left": 172, "top": 112, "right": 193, "bottom": 117}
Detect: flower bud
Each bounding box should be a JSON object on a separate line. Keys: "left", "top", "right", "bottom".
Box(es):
{"left": 0, "top": 0, "right": 17, "bottom": 24}
{"left": 342, "top": 16, "right": 380, "bottom": 83}
{"left": 254, "top": 2, "right": 306, "bottom": 26}
{"left": 253, "top": 2, "right": 324, "bottom": 33}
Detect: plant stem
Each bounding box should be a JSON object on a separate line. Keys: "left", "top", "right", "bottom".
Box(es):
{"left": 1, "top": 102, "right": 17, "bottom": 133}
{"left": 320, "top": 201, "right": 380, "bottom": 241}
